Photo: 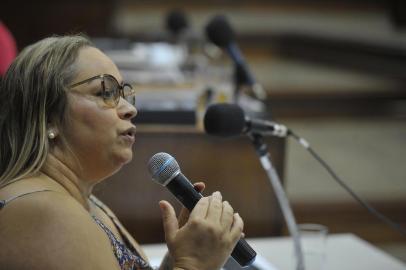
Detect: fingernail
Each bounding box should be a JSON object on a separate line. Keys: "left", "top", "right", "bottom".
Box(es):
{"left": 158, "top": 201, "right": 166, "bottom": 210}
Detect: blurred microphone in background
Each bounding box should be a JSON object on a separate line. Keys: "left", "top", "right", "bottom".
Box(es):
{"left": 165, "top": 9, "right": 189, "bottom": 42}
{"left": 205, "top": 15, "right": 267, "bottom": 101}
{"left": 164, "top": 9, "right": 203, "bottom": 71}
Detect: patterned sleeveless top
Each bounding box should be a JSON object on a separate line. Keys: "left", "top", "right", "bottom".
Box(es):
{"left": 0, "top": 190, "right": 155, "bottom": 270}
{"left": 89, "top": 195, "right": 155, "bottom": 270}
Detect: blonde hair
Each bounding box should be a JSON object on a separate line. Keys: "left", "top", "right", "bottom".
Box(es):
{"left": 0, "top": 35, "right": 93, "bottom": 186}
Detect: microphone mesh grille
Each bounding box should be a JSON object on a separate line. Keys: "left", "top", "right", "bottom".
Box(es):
{"left": 147, "top": 152, "right": 180, "bottom": 185}
{"left": 204, "top": 103, "right": 245, "bottom": 137}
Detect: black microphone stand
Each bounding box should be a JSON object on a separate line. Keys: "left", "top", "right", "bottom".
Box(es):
{"left": 249, "top": 133, "right": 305, "bottom": 270}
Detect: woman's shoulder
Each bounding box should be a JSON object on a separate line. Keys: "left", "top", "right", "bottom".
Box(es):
{"left": 0, "top": 181, "right": 121, "bottom": 270}
{"left": 0, "top": 184, "right": 89, "bottom": 218}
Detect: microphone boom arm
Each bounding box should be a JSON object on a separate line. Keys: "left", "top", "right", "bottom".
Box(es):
{"left": 249, "top": 133, "right": 305, "bottom": 270}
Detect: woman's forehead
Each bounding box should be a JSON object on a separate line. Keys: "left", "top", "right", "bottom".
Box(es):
{"left": 73, "top": 47, "right": 122, "bottom": 83}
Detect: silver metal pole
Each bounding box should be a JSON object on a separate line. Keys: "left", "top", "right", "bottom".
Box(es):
{"left": 250, "top": 134, "right": 305, "bottom": 270}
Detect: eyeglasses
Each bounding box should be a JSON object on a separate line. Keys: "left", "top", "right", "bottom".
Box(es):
{"left": 69, "top": 74, "right": 136, "bottom": 108}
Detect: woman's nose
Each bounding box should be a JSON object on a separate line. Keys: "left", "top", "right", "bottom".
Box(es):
{"left": 117, "top": 98, "right": 137, "bottom": 120}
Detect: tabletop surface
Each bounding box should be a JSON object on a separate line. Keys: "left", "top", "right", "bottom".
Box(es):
{"left": 141, "top": 233, "right": 406, "bottom": 270}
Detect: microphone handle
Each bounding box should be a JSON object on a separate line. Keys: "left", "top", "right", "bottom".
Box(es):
{"left": 227, "top": 43, "right": 255, "bottom": 86}
{"left": 166, "top": 173, "right": 257, "bottom": 267}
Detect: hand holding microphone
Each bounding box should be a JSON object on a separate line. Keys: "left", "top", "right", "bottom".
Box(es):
{"left": 159, "top": 192, "right": 244, "bottom": 270}
{"left": 148, "top": 153, "right": 256, "bottom": 269}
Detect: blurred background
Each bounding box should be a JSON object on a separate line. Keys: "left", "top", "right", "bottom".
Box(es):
{"left": 1, "top": 0, "right": 405, "bottom": 263}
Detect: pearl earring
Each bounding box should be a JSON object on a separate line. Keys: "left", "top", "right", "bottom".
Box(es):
{"left": 48, "top": 131, "right": 56, "bottom": 139}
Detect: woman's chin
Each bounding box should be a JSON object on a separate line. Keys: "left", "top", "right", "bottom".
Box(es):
{"left": 102, "top": 152, "right": 133, "bottom": 179}
{"left": 116, "top": 149, "right": 134, "bottom": 165}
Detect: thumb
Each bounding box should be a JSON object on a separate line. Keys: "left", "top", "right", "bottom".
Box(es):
{"left": 159, "top": 200, "right": 179, "bottom": 242}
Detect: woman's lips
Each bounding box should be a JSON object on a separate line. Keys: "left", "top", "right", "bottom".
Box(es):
{"left": 121, "top": 133, "right": 135, "bottom": 144}
{"left": 120, "top": 126, "right": 136, "bottom": 144}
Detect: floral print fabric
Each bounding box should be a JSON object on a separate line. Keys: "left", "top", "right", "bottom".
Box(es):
{"left": 93, "top": 217, "right": 154, "bottom": 270}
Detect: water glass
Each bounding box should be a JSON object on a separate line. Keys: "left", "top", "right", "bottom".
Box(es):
{"left": 296, "top": 223, "right": 328, "bottom": 270}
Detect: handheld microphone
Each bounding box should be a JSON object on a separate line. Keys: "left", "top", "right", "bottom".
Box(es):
{"left": 148, "top": 152, "right": 257, "bottom": 267}
{"left": 204, "top": 103, "right": 288, "bottom": 137}
{"left": 205, "top": 15, "right": 266, "bottom": 100}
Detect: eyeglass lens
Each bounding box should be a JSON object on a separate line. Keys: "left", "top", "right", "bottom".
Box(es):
{"left": 103, "top": 76, "right": 136, "bottom": 107}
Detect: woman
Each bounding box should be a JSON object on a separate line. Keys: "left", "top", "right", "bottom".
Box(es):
{"left": 0, "top": 35, "right": 243, "bottom": 270}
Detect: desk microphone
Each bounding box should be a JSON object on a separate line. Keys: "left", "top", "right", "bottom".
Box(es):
{"left": 148, "top": 152, "right": 257, "bottom": 267}
{"left": 204, "top": 103, "right": 288, "bottom": 138}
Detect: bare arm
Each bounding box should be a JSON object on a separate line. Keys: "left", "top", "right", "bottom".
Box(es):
{"left": 0, "top": 192, "right": 121, "bottom": 270}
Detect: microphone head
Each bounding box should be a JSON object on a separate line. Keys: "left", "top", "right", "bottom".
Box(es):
{"left": 204, "top": 103, "right": 245, "bottom": 137}
{"left": 205, "top": 15, "right": 235, "bottom": 48}
{"left": 148, "top": 152, "right": 181, "bottom": 185}
{"left": 166, "top": 9, "right": 189, "bottom": 35}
